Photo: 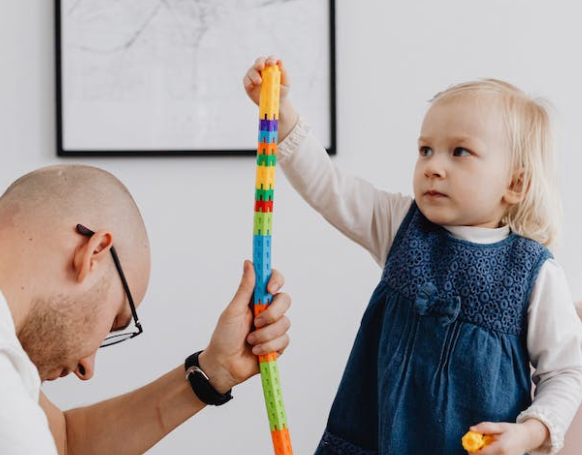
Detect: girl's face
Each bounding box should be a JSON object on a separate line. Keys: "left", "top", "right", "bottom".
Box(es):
{"left": 413, "top": 93, "right": 517, "bottom": 228}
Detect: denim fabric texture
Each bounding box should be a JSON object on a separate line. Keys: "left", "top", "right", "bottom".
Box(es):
{"left": 315, "top": 202, "right": 551, "bottom": 455}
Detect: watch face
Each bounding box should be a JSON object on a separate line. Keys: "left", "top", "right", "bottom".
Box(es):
{"left": 186, "top": 365, "right": 209, "bottom": 381}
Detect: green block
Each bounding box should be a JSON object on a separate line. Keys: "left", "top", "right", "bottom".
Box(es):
{"left": 257, "top": 154, "right": 277, "bottom": 167}
{"left": 255, "top": 188, "right": 275, "bottom": 202}
{"left": 254, "top": 211, "right": 273, "bottom": 235}
{"left": 260, "top": 360, "right": 288, "bottom": 431}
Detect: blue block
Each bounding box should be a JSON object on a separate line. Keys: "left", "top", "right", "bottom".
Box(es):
{"left": 254, "top": 287, "right": 273, "bottom": 306}
{"left": 253, "top": 235, "right": 272, "bottom": 306}
{"left": 258, "top": 130, "right": 278, "bottom": 144}
{"left": 253, "top": 235, "right": 271, "bottom": 276}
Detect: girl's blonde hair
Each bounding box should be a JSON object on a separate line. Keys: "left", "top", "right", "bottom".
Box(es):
{"left": 431, "top": 79, "right": 561, "bottom": 247}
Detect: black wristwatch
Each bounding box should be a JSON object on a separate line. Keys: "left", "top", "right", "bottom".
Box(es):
{"left": 185, "top": 351, "right": 233, "bottom": 406}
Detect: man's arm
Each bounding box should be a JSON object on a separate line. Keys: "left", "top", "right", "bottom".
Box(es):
{"left": 41, "top": 261, "right": 291, "bottom": 455}
{"left": 41, "top": 366, "right": 206, "bottom": 455}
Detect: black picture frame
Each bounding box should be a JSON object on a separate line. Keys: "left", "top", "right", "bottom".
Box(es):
{"left": 55, "top": 0, "right": 336, "bottom": 157}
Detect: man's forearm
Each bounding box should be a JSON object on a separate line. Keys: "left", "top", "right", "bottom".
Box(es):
{"left": 63, "top": 366, "right": 204, "bottom": 455}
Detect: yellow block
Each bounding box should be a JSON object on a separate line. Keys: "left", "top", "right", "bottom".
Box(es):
{"left": 462, "top": 431, "right": 493, "bottom": 453}
{"left": 255, "top": 165, "right": 276, "bottom": 190}
{"left": 259, "top": 65, "right": 281, "bottom": 120}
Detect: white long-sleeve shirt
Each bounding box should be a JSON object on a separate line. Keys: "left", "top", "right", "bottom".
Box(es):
{"left": 278, "top": 117, "right": 582, "bottom": 455}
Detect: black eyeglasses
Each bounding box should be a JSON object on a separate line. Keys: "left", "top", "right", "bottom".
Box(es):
{"left": 76, "top": 224, "right": 143, "bottom": 348}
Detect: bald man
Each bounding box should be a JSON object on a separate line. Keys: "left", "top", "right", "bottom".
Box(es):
{"left": 0, "top": 164, "right": 292, "bottom": 454}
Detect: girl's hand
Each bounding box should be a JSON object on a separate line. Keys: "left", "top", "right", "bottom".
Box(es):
{"left": 243, "top": 55, "right": 298, "bottom": 141}
{"left": 243, "top": 55, "right": 290, "bottom": 106}
{"left": 469, "top": 420, "right": 549, "bottom": 455}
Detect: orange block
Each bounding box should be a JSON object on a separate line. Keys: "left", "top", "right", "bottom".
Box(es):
{"left": 258, "top": 141, "right": 277, "bottom": 155}
{"left": 271, "top": 427, "right": 293, "bottom": 455}
{"left": 254, "top": 304, "right": 269, "bottom": 317}
{"left": 259, "top": 352, "right": 278, "bottom": 363}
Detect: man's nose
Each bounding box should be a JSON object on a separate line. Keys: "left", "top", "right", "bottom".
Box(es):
{"left": 74, "top": 352, "right": 96, "bottom": 381}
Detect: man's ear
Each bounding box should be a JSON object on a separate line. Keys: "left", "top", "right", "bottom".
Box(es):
{"left": 73, "top": 231, "right": 114, "bottom": 283}
{"left": 503, "top": 168, "right": 527, "bottom": 206}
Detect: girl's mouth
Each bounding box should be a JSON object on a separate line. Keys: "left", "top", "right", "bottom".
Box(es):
{"left": 425, "top": 190, "right": 446, "bottom": 197}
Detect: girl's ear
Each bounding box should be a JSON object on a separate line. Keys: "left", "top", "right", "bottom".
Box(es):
{"left": 503, "top": 168, "right": 527, "bottom": 206}
{"left": 73, "top": 231, "right": 114, "bottom": 283}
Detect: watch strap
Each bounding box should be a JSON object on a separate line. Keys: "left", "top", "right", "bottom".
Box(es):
{"left": 185, "top": 351, "right": 233, "bottom": 406}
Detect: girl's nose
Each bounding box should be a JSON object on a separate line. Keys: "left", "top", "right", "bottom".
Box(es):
{"left": 424, "top": 155, "right": 446, "bottom": 179}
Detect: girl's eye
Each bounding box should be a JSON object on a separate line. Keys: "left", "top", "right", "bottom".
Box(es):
{"left": 419, "top": 146, "right": 433, "bottom": 157}
{"left": 453, "top": 147, "right": 471, "bottom": 157}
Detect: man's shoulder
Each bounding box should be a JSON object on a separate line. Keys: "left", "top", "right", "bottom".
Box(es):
{"left": 0, "top": 294, "right": 42, "bottom": 400}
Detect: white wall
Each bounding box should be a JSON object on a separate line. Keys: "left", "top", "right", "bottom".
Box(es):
{"left": 2, "top": 1, "right": 582, "bottom": 454}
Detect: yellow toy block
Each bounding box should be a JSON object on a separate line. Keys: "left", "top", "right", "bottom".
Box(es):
{"left": 259, "top": 66, "right": 281, "bottom": 120}
{"left": 255, "top": 165, "right": 276, "bottom": 190}
{"left": 462, "top": 430, "right": 493, "bottom": 453}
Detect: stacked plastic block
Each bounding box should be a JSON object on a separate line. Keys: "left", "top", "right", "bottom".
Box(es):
{"left": 253, "top": 65, "right": 293, "bottom": 455}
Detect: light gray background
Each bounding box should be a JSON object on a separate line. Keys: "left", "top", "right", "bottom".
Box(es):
{"left": 1, "top": 1, "right": 581, "bottom": 454}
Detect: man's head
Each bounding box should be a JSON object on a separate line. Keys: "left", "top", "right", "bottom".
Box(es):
{"left": 0, "top": 164, "right": 150, "bottom": 381}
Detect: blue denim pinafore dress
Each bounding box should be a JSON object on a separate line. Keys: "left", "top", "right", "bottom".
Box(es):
{"left": 315, "top": 203, "right": 551, "bottom": 455}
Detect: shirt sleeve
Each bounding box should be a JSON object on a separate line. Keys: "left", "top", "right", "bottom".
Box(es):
{"left": 517, "top": 259, "right": 582, "bottom": 455}
{"left": 278, "top": 116, "right": 413, "bottom": 267}
{"left": 0, "top": 350, "right": 58, "bottom": 455}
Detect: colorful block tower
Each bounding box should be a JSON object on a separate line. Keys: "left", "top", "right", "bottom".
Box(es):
{"left": 253, "top": 64, "right": 293, "bottom": 455}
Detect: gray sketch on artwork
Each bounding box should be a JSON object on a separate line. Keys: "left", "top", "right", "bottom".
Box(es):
{"left": 61, "top": 0, "right": 332, "bottom": 151}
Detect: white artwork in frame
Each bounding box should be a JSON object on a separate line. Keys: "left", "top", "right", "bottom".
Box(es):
{"left": 56, "top": 0, "right": 336, "bottom": 156}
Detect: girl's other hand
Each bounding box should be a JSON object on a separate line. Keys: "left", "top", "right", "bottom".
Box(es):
{"left": 468, "top": 419, "right": 549, "bottom": 455}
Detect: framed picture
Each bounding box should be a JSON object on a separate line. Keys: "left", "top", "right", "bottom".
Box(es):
{"left": 55, "top": 0, "right": 336, "bottom": 156}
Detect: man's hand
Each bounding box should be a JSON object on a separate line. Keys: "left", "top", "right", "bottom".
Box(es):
{"left": 198, "top": 260, "right": 291, "bottom": 393}
{"left": 468, "top": 419, "right": 549, "bottom": 455}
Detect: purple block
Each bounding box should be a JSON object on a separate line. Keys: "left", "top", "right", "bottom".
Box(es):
{"left": 259, "top": 119, "right": 279, "bottom": 132}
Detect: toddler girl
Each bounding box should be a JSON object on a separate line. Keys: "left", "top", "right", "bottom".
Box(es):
{"left": 244, "top": 56, "right": 582, "bottom": 455}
